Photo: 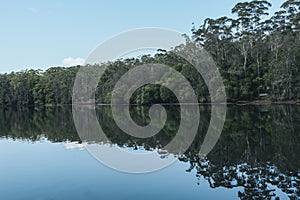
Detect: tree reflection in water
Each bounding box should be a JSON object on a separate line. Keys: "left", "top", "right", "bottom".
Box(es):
{"left": 0, "top": 105, "right": 299, "bottom": 199}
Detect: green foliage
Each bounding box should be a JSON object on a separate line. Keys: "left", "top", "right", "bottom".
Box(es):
{"left": 0, "top": 67, "right": 79, "bottom": 107}
{"left": 192, "top": 0, "right": 300, "bottom": 101}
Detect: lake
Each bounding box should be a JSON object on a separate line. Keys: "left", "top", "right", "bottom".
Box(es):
{"left": 0, "top": 105, "right": 299, "bottom": 199}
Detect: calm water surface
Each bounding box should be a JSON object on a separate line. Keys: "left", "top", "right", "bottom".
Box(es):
{"left": 0, "top": 105, "right": 299, "bottom": 200}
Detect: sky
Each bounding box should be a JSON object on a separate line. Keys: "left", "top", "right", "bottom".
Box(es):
{"left": 0, "top": 0, "right": 284, "bottom": 74}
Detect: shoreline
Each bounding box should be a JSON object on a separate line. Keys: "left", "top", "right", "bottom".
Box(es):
{"left": 64, "top": 100, "right": 300, "bottom": 106}
{"left": 3, "top": 100, "right": 299, "bottom": 108}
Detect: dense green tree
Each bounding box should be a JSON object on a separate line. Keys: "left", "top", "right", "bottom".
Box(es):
{"left": 193, "top": 0, "right": 299, "bottom": 101}
{"left": 0, "top": 74, "right": 12, "bottom": 106}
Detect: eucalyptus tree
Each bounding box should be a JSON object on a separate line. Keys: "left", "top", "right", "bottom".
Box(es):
{"left": 0, "top": 74, "right": 12, "bottom": 106}
{"left": 281, "top": 0, "right": 300, "bottom": 31}
{"left": 231, "top": 0, "right": 272, "bottom": 75}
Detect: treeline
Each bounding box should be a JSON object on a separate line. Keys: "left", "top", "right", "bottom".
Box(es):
{"left": 0, "top": 67, "right": 79, "bottom": 106}
{"left": 192, "top": 0, "right": 300, "bottom": 101}
{"left": 0, "top": 0, "right": 299, "bottom": 107}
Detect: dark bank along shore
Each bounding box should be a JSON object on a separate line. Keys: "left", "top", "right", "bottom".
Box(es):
{"left": 40, "top": 100, "right": 300, "bottom": 107}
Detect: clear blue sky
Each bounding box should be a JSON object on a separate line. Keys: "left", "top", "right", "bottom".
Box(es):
{"left": 0, "top": 0, "right": 284, "bottom": 73}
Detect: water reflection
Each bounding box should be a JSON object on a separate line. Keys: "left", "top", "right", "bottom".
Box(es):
{"left": 0, "top": 105, "right": 299, "bottom": 199}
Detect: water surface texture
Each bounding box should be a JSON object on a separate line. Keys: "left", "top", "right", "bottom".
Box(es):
{"left": 0, "top": 105, "right": 299, "bottom": 200}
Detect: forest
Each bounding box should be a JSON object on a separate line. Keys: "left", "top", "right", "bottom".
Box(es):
{"left": 0, "top": 0, "right": 299, "bottom": 107}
